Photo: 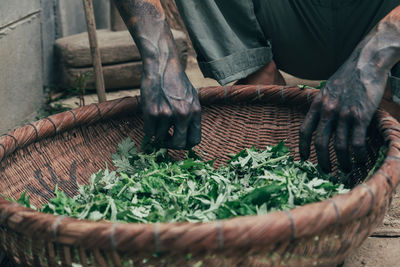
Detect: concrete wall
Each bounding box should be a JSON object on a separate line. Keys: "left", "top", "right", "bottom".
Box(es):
{"left": 41, "top": 0, "right": 58, "bottom": 87}
{"left": 47, "top": 0, "right": 110, "bottom": 87}
{"left": 57, "top": 0, "right": 110, "bottom": 37}
{"left": 0, "top": 0, "right": 111, "bottom": 134}
{"left": 0, "top": 0, "right": 44, "bottom": 133}
{"left": 93, "top": 0, "right": 111, "bottom": 30}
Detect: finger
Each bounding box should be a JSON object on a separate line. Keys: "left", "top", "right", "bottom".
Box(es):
{"left": 168, "top": 120, "right": 189, "bottom": 150}
{"left": 186, "top": 111, "right": 202, "bottom": 148}
{"left": 299, "top": 96, "right": 322, "bottom": 160}
{"left": 335, "top": 113, "right": 352, "bottom": 172}
{"left": 155, "top": 117, "right": 172, "bottom": 144}
{"left": 143, "top": 111, "right": 157, "bottom": 137}
{"left": 314, "top": 118, "right": 335, "bottom": 173}
{"left": 351, "top": 121, "right": 368, "bottom": 165}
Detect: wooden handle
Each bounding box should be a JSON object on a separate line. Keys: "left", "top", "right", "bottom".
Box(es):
{"left": 82, "top": 0, "right": 107, "bottom": 103}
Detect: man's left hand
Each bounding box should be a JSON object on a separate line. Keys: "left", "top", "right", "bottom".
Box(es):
{"left": 299, "top": 53, "right": 387, "bottom": 173}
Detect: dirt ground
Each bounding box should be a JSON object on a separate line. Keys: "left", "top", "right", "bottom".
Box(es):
{"left": 344, "top": 192, "right": 400, "bottom": 266}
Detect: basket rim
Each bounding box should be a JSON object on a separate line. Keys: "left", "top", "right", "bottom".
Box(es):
{"left": 0, "top": 85, "right": 399, "bottom": 253}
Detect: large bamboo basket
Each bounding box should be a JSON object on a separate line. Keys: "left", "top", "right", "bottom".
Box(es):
{"left": 0, "top": 85, "right": 399, "bottom": 267}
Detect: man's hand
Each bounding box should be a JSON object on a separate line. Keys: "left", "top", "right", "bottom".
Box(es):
{"left": 113, "top": 0, "right": 201, "bottom": 149}
{"left": 300, "top": 7, "right": 400, "bottom": 173}
{"left": 299, "top": 60, "right": 386, "bottom": 173}
{"left": 141, "top": 59, "right": 201, "bottom": 149}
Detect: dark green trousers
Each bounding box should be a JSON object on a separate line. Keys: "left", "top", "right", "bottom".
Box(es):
{"left": 175, "top": 0, "right": 400, "bottom": 93}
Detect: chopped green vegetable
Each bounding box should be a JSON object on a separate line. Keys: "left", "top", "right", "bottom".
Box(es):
{"left": 366, "top": 146, "right": 387, "bottom": 179}
{"left": 298, "top": 81, "right": 326, "bottom": 90}
{"left": 15, "top": 138, "right": 350, "bottom": 223}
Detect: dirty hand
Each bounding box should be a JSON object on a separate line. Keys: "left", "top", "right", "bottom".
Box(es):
{"left": 299, "top": 7, "right": 400, "bottom": 173}
{"left": 141, "top": 60, "right": 201, "bottom": 150}
{"left": 112, "top": 0, "right": 202, "bottom": 150}
{"left": 299, "top": 52, "right": 388, "bottom": 173}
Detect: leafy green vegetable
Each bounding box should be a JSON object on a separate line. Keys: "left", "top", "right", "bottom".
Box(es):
{"left": 298, "top": 81, "right": 326, "bottom": 90}
{"left": 366, "top": 146, "right": 387, "bottom": 179}
{"left": 17, "top": 191, "right": 35, "bottom": 209}
{"left": 15, "top": 138, "right": 350, "bottom": 223}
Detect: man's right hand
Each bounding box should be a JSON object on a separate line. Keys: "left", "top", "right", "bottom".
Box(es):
{"left": 141, "top": 58, "right": 201, "bottom": 149}
{"left": 113, "top": 0, "right": 201, "bottom": 150}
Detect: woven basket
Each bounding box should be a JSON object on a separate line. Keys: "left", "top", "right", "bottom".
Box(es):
{"left": 0, "top": 85, "right": 399, "bottom": 267}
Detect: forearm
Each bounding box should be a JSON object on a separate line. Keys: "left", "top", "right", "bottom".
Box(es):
{"left": 112, "top": 0, "right": 180, "bottom": 74}
{"left": 112, "top": 1, "right": 201, "bottom": 149}
{"left": 356, "top": 6, "right": 400, "bottom": 77}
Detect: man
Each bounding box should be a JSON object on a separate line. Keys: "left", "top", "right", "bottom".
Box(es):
{"left": 113, "top": 0, "right": 400, "bottom": 173}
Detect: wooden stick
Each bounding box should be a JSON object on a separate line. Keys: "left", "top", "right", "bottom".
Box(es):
{"left": 82, "top": 0, "right": 107, "bottom": 103}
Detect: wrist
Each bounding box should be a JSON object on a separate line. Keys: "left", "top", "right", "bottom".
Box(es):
{"left": 357, "top": 21, "right": 400, "bottom": 74}
{"left": 142, "top": 49, "right": 183, "bottom": 78}
{"left": 143, "top": 41, "right": 180, "bottom": 69}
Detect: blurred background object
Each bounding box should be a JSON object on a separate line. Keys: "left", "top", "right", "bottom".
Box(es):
{"left": 0, "top": 0, "right": 188, "bottom": 134}
{"left": 0, "top": 0, "right": 109, "bottom": 133}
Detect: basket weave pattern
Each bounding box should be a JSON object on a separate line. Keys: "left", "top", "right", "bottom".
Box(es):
{"left": 0, "top": 85, "right": 399, "bottom": 266}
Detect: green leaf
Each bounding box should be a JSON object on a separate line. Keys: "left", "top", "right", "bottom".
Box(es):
{"left": 243, "top": 184, "right": 284, "bottom": 205}
{"left": 17, "top": 191, "right": 31, "bottom": 208}
{"left": 271, "top": 140, "right": 289, "bottom": 156}
{"left": 16, "top": 138, "right": 350, "bottom": 224}
{"left": 89, "top": 211, "right": 103, "bottom": 221}
{"left": 117, "top": 138, "right": 137, "bottom": 158}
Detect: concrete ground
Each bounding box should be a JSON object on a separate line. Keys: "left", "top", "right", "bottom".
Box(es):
{"left": 56, "top": 55, "right": 400, "bottom": 267}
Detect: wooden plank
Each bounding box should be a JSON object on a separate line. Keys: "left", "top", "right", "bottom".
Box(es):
{"left": 61, "top": 61, "right": 143, "bottom": 90}
{"left": 55, "top": 29, "right": 187, "bottom": 68}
